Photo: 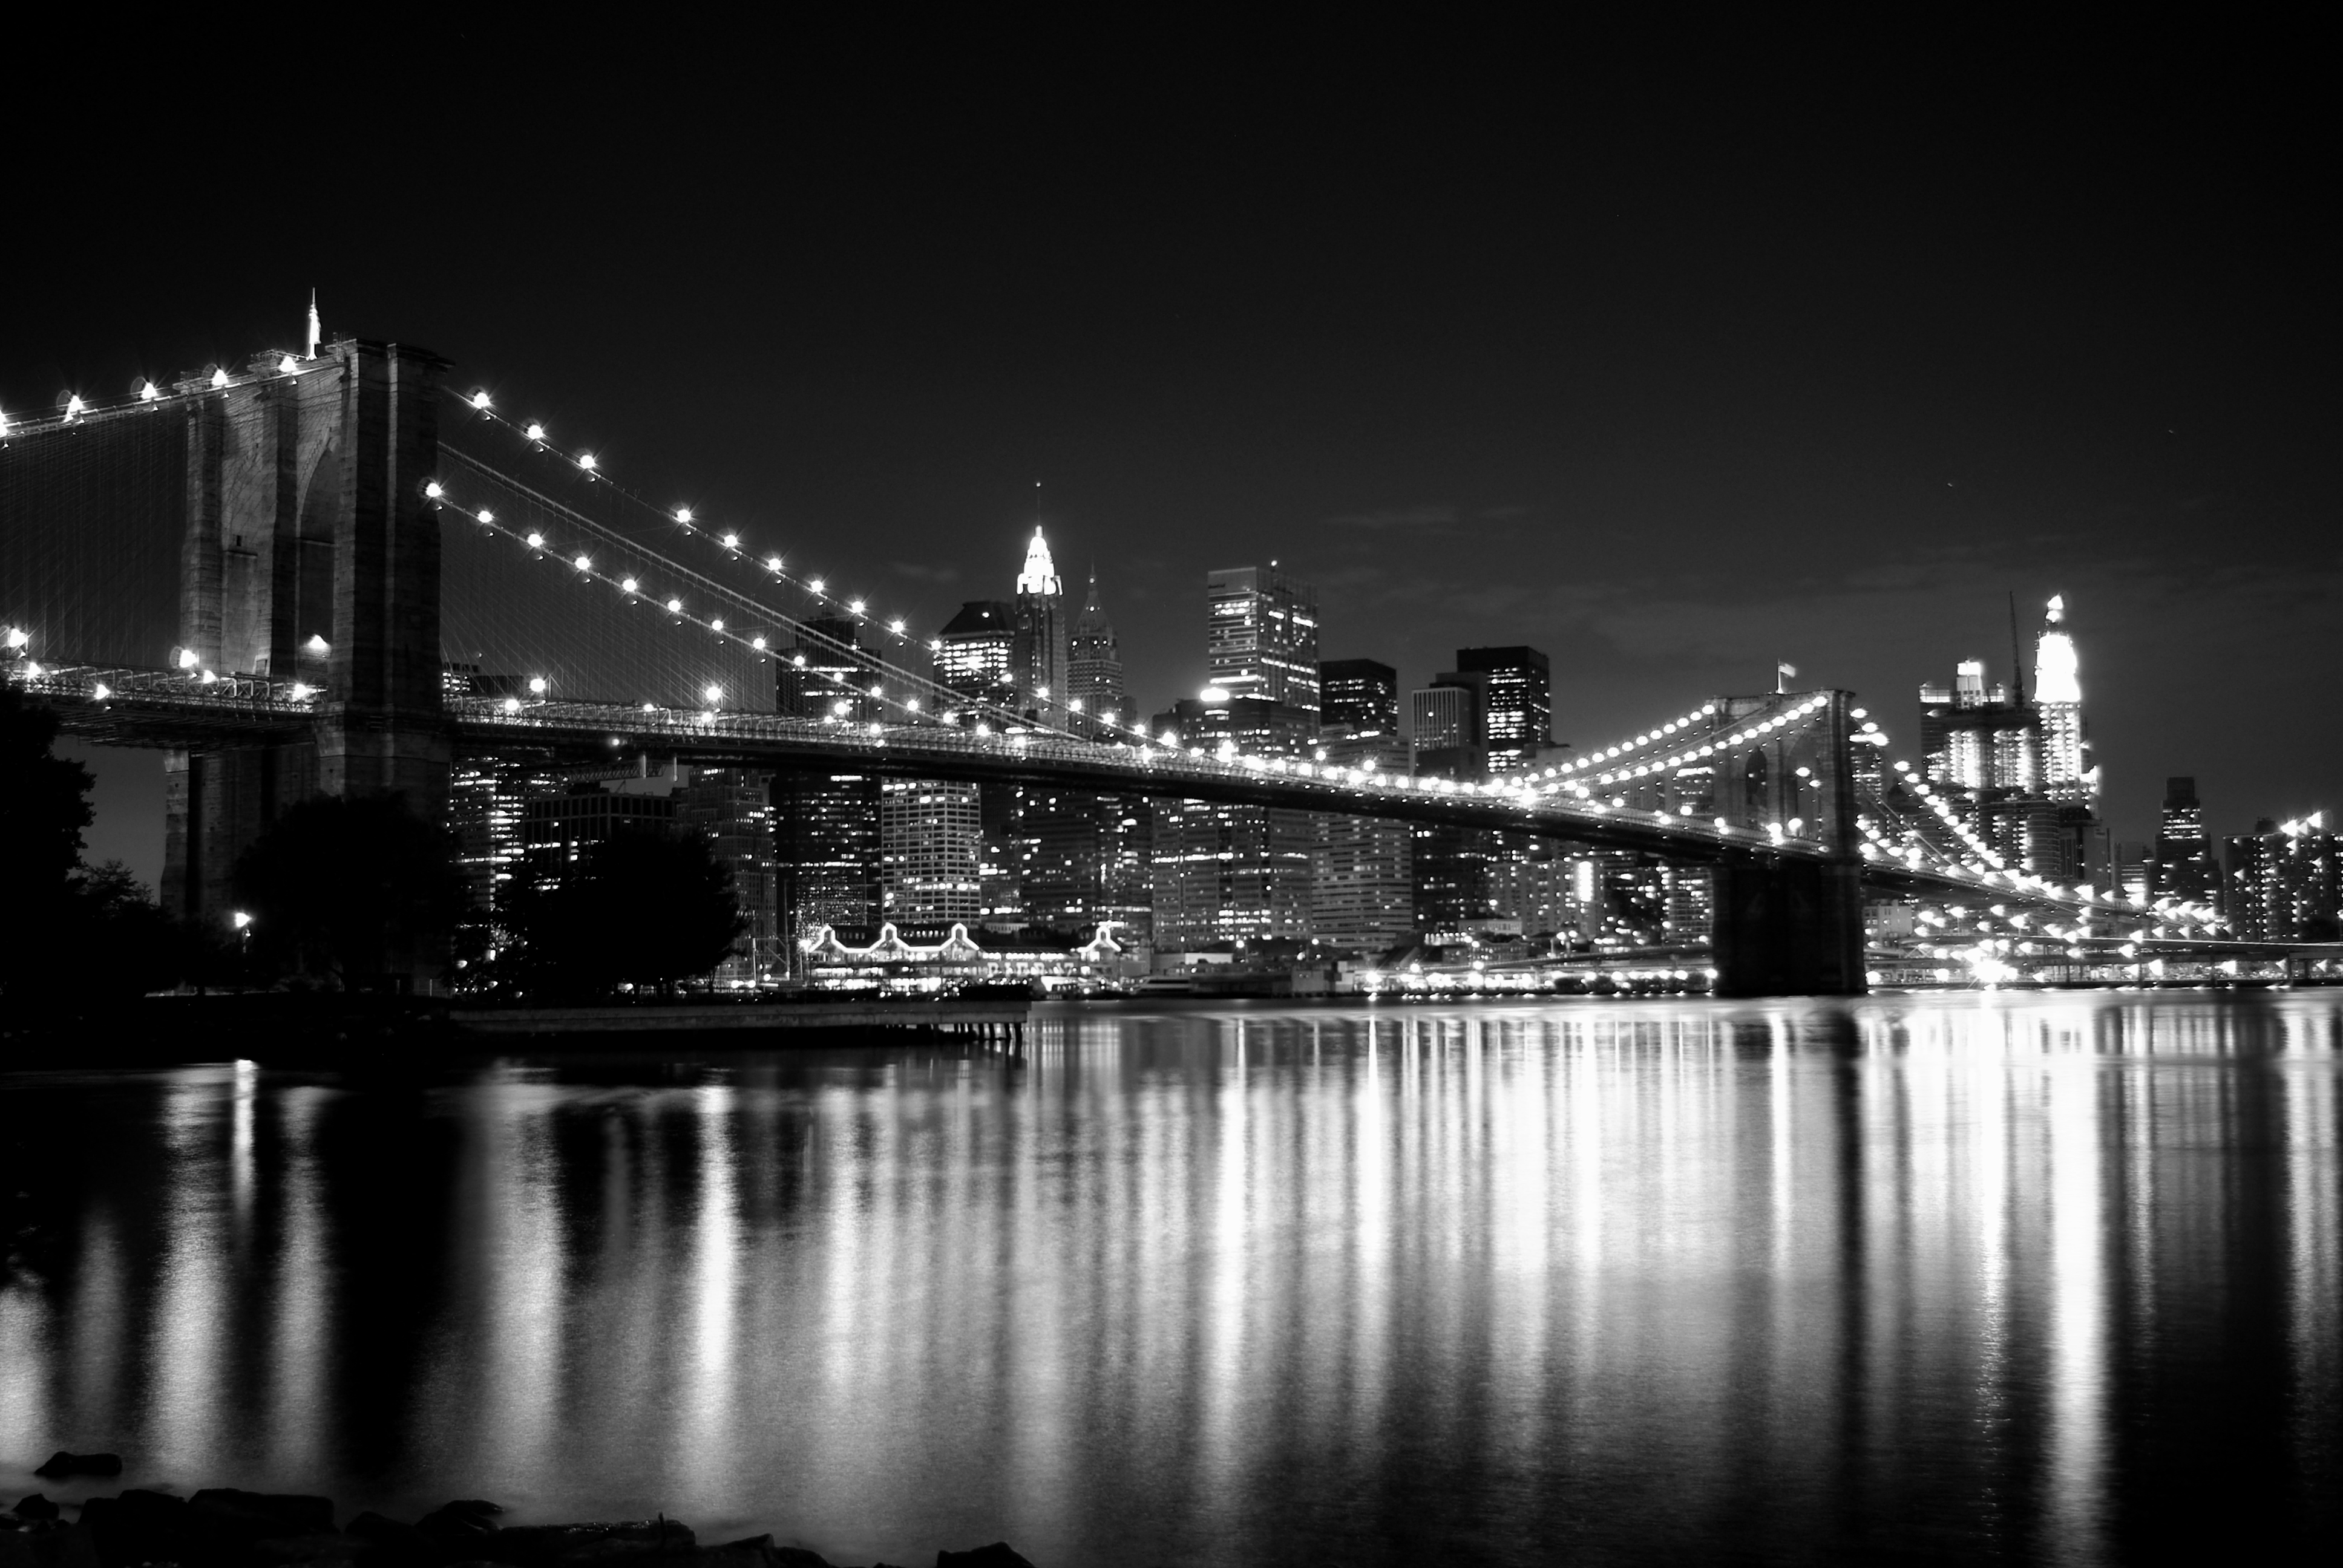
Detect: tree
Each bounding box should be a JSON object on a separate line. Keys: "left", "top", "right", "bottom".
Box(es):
{"left": 232, "top": 794, "right": 470, "bottom": 989}
{"left": 1, "top": 688, "right": 95, "bottom": 1001}
{"left": 503, "top": 828, "right": 746, "bottom": 998}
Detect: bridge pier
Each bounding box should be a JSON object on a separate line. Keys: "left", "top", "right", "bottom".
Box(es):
{"left": 1709, "top": 858, "right": 1867, "bottom": 997}
{"left": 162, "top": 341, "right": 450, "bottom": 985}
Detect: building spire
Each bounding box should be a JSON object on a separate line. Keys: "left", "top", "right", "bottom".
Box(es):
{"left": 1017, "top": 523, "right": 1060, "bottom": 597}
{"left": 306, "top": 290, "right": 322, "bottom": 359}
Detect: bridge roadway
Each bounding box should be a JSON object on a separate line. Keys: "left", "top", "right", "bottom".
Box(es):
{"left": 16, "top": 661, "right": 2130, "bottom": 918}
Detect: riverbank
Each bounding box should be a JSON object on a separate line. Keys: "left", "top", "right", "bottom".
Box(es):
{"left": 1, "top": 1472, "right": 1035, "bottom": 1567}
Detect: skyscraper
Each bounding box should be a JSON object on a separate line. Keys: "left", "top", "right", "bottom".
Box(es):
{"left": 1454, "top": 646, "right": 1552, "bottom": 773}
{"left": 1149, "top": 683, "right": 1315, "bottom": 949}
{"left": 678, "top": 765, "right": 780, "bottom": 985}
{"left": 1319, "top": 658, "right": 1399, "bottom": 739}
{"left": 775, "top": 618, "right": 882, "bottom": 959}
{"left": 2223, "top": 814, "right": 2340, "bottom": 941}
{"left": 879, "top": 777, "right": 981, "bottom": 923}
{"left": 1311, "top": 658, "right": 1411, "bottom": 953}
{"left": 2032, "top": 595, "right": 2096, "bottom": 804}
{"left": 1207, "top": 564, "right": 1320, "bottom": 712}
{"left": 1067, "top": 570, "right": 1127, "bottom": 731}
{"left": 1409, "top": 675, "right": 1487, "bottom": 780}
{"left": 1014, "top": 528, "right": 1067, "bottom": 714}
{"left": 2153, "top": 777, "right": 2218, "bottom": 904}
{"left": 934, "top": 600, "right": 1018, "bottom": 716}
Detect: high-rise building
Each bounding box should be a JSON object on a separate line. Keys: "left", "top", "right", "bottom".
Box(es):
{"left": 2223, "top": 814, "right": 2339, "bottom": 941}
{"left": 1149, "top": 686, "right": 1315, "bottom": 949}
{"left": 1454, "top": 646, "right": 1552, "bottom": 773}
{"left": 1410, "top": 675, "right": 1488, "bottom": 780}
{"left": 1207, "top": 564, "right": 1320, "bottom": 713}
{"left": 448, "top": 751, "right": 563, "bottom": 919}
{"left": 880, "top": 777, "right": 982, "bottom": 923}
{"left": 2032, "top": 596, "right": 2097, "bottom": 804}
{"left": 1067, "top": 570, "right": 1128, "bottom": 733}
{"left": 1012, "top": 787, "right": 1154, "bottom": 942}
{"left": 1014, "top": 527, "right": 1068, "bottom": 715}
{"left": 2153, "top": 777, "right": 2218, "bottom": 905}
{"left": 775, "top": 769, "right": 880, "bottom": 961}
{"left": 1319, "top": 659, "right": 1399, "bottom": 739}
{"left": 780, "top": 616, "right": 879, "bottom": 722}
{"left": 678, "top": 766, "right": 780, "bottom": 985}
{"left": 934, "top": 601, "right": 1019, "bottom": 716}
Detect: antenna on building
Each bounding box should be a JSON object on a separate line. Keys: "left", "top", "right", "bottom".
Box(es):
{"left": 2008, "top": 591, "right": 2027, "bottom": 707}
{"left": 306, "top": 290, "right": 322, "bottom": 359}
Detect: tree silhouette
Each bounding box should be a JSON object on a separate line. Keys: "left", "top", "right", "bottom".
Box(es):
{"left": 1, "top": 689, "right": 95, "bottom": 1001}
{"left": 503, "top": 828, "right": 746, "bottom": 998}
{"left": 232, "top": 794, "right": 469, "bottom": 989}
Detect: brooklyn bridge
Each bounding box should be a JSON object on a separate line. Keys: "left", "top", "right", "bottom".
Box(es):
{"left": 1, "top": 335, "right": 2227, "bottom": 995}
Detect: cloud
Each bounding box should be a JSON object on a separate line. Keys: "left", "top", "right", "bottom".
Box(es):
{"left": 891, "top": 561, "right": 961, "bottom": 584}
{"left": 1323, "top": 504, "right": 1460, "bottom": 532}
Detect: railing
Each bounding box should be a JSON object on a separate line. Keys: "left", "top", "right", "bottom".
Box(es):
{"left": 3, "top": 661, "right": 321, "bottom": 714}
{"left": 445, "top": 693, "right": 1840, "bottom": 861}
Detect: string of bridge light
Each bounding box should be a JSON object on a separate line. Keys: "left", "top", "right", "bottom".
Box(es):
{"left": 430, "top": 447, "right": 1086, "bottom": 742}
{"left": 1532, "top": 694, "right": 1835, "bottom": 798}
{"left": 1, "top": 358, "right": 342, "bottom": 440}
{"left": 423, "top": 478, "right": 1020, "bottom": 732}
{"left": 451, "top": 388, "right": 1168, "bottom": 747}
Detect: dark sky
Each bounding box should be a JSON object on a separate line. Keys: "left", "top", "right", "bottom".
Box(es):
{"left": 11, "top": 27, "right": 2335, "bottom": 883}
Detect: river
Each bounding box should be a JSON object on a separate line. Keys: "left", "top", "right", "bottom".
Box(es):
{"left": 3, "top": 993, "right": 2338, "bottom": 1564}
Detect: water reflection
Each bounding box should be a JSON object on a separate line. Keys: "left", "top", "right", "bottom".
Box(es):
{"left": 2, "top": 995, "right": 2338, "bottom": 1564}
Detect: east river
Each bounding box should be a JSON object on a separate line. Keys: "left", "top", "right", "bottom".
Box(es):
{"left": 3, "top": 995, "right": 2338, "bottom": 1564}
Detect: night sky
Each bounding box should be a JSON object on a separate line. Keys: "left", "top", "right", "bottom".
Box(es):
{"left": 10, "top": 29, "right": 2334, "bottom": 884}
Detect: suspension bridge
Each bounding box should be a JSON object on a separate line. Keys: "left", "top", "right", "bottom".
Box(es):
{"left": 1, "top": 335, "right": 2226, "bottom": 996}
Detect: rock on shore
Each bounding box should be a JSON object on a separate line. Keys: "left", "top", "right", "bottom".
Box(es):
{"left": 0, "top": 1486, "right": 1039, "bottom": 1568}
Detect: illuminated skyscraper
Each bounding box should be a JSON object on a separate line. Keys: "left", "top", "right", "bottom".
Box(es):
{"left": 1207, "top": 564, "right": 1320, "bottom": 712}
{"left": 1311, "top": 658, "right": 1411, "bottom": 953}
{"left": 2223, "top": 814, "right": 2339, "bottom": 941}
{"left": 934, "top": 601, "right": 1018, "bottom": 715}
{"left": 880, "top": 778, "right": 981, "bottom": 923}
{"left": 2032, "top": 595, "right": 2097, "bottom": 804}
{"left": 1319, "top": 659, "right": 1399, "bottom": 738}
{"left": 1454, "top": 645, "right": 1552, "bottom": 773}
{"left": 1014, "top": 527, "right": 1067, "bottom": 714}
{"left": 1067, "top": 570, "right": 1127, "bottom": 731}
{"left": 2153, "top": 777, "right": 2218, "bottom": 904}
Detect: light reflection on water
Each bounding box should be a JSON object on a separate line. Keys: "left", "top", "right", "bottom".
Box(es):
{"left": 2, "top": 994, "right": 2339, "bottom": 1566}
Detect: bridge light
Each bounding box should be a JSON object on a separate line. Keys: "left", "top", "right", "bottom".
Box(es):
{"left": 704, "top": 684, "right": 723, "bottom": 706}
{"left": 906, "top": 697, "right": 920, "bottom": 711}
{"left": 175, "top": 647, "right": 199, "bottom": 669}
{"left": 528, "top": 677, "right": 548, "bottom": 694}
{"left": 2, "top": 627, "right": 25, "bottom": 650}
{"left": 470, "top": 391, "right": 491, "bottom": 410}
{"left": 573, "top": 554, "right": 592, "bottom": 572}
{"left": 503, "top": 697, "right": 522, "bottom": 713}
{"left": 211, "top": 368, "right": 231, "bottom": 389}
{"left": 975, "top": 722, "right": 991, "bottom": 737}
{"left": 642, "top": 702, "right": 657, "bottom": 712}
{"left": 710, "top": 618, "right": 724, "bottom": 632}
{"left": 288, "top": 683, "right": 311, "bottom": 701}
{"left": 93, "top": 682, "right": 111, "bottom": 701}
{"left": 277, "top": 354, "right": 298, "bottom": 374}
{"left": 929, "top": 639, "right": 943, "bottom": 653}
{"left": 525, "top": 423, "right": 546, "bottom": 442}
{"left": 766, "top": 555, "right": 784, "bottom": 573}
{"left": 425, "top": 480, "right": 445, "bottom": 499}
{"left": 808, "top": 578, "right": 825, "bottom": 595}
{"left": 141, "top": 381, "right": 163, "bottom": 402}
{"left": 848, "top": 598, "right": 867, "bottom": 615}
{"left": 577, "top": 453, "right": 597, "bottom": 472}
{"left": 888, "top": 618, "right": 906, "bottom": 636}
{"left": 751, "top": 635, "right": 768, "bottom": 651}
{"left": 200, "top": 670, "right": 218, "bottom": 684}
{"left": 63, "top": 394, "right": 87, "bottom": 421}
{"left": 792, "top": 654, "right": 806, "bottom": 667}
{"left": 525, "top": 531, "right": 544, "bottom": 549}
{"left": 23, "top": 662, "right": 40, "bottom": 677}
{"left": 666, "top": 598, "right": 683, "bottom": 614}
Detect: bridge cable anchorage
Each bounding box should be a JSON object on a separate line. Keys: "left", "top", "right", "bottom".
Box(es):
{"left": 444, "top": 388, "right": 1183, "bottom": 750}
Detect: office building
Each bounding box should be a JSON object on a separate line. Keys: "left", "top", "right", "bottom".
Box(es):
{"left": 1454, "top": 646, "right": 1552, "bottom": 773}
{"left": 780, "top": 616, "right": 879, "bottom": 722}
{"left": 1012, "top": 787, "right": 1155, "bottom": 942}
{"left": 1014, "top": 527, "right": 1068, "bottom": 714}
{"left": 1319, "top": 659, "right": 1400, "bottom": 739}
{"left": 448, "top": 751, "right": 563, "bottom": 918}
{"left": 1207, "top": 564, "right": 1320, "bottom": 713}
{"left": 2032, "top": 596, "right": 2097, "bottom": 804}
{"left": 2223, "top": 814, "right": 2340, "bottom": 941}
{"left": 2152, "top": 777, "right": 2218, "bottom": 905}
{"left": 775, "top": 769, "right": 880, "bottom": 962}
{"left": 1150, "top": 673, "right": 1316, "bottom": 950}
{"left": 1068, "top": 570, "right": 1128, "bottom": 733}
{"left": 934, "top": 600, "right": 1019, "bottom": 716}
{"left": 1410, "top": 673, "right": 1489, "bottom": 781}
{"left": 880, "top": 777, "right": 983, "bottom": 924}
{"left": 679, "top": 765, "right": 781, "bottom": 985}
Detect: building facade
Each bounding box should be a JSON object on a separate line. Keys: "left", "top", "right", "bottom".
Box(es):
{"left": 879, "top": 777, "right": 982, "bottom": 924}
{"left": 2223, "top": 814, "right": 2340, "bottom": 941}
{"left": 1067, "top": 570, "right": 1128, "bottom": 733}
{"left": 1014, "top": 527, "right": 1068, "bottom": 714}
{"left": 1207, "top": 564, "right": 1321, "bottom": 713}
{"left": 1453, "top": 645, "right": 1552, "bottom": 773}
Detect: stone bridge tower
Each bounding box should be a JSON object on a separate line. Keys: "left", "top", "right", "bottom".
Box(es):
{"left": 162, "top": 340, "right": 451, "bottom": 982}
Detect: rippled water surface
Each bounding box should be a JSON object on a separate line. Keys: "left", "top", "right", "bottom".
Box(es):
{"left": 4, "top": 995, "right": 2340, "bottom": 1564}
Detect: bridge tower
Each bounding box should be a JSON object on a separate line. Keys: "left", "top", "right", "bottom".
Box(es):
{"left": 163, "top": 341, "right": 451, "bottom": 980}
{"left": 1706, "top": 690, "right": 1868, "bottom": 996}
